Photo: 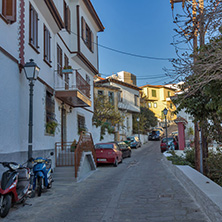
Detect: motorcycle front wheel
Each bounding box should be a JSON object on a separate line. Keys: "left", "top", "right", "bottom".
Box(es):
{"left": 0, "top": 194, "right": 11, "bottom": 218}
{"left": 37, "top": 177, "right": 43, "bottom": 197}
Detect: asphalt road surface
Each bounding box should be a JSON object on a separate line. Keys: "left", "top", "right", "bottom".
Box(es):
{"left": 2, "top": 141, "right": 209, "bottom": 222}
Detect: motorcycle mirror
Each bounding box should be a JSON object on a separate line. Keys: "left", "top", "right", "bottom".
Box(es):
{"left": 50, "top": 152, "right": 54, "bottom": 156}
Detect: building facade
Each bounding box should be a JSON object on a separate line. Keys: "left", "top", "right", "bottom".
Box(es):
{"left": 0, "top": 0, "right": 104, "bottom": 162}
{"left": 140, "top": 84, "right": 177, "bottom": 125}
{"left": 94, "top": 77, "right": 141, "bottom": 141}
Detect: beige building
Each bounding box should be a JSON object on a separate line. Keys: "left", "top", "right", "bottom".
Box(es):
{"left": 140, "top": 84, "right": 177, "bottom": 124}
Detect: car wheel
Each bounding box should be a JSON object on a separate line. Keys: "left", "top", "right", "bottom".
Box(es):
{"left": 120, "top": 156, "right": 123, "bottom": 163}
{"left": 113, "top": 158, "right": 118, "bottom": 167}
{"left": 128, "top": 152, "right": 131, "bottom": 158}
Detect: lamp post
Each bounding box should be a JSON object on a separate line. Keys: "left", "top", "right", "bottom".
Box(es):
{"left": 137, "top": 117, "right": 140, "bottom": 139}
{"left": 163, "top": 108, "right": 168, "bottom": 149}
{"left": 23, "top": 59, "right": 40, "bottom": 167}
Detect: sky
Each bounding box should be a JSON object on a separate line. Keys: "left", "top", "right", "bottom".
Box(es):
{"left": 90, "top": 0, "right": 180, "bottom": 87}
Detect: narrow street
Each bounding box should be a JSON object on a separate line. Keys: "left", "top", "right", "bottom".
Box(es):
{"left": 3, "top": 141, "right": 209, "bottom": 222}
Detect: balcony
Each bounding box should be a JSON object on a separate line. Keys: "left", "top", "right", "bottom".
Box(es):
{"left": 55, "top": 71, "right": 91, "bottom": 107}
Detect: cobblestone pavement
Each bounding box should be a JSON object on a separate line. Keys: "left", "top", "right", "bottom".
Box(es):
{"left": 2, "top": 141, "right": 210, "bottom": 222}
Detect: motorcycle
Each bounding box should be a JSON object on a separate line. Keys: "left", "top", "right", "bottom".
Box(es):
{"left": 0, "top": 161, "right": 31, "bottom": 218}
{"left": 32, "top": 152, "right": 54, "bottom": 197}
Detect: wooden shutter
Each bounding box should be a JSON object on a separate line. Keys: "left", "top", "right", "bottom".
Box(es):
{"left": 91, "top": 31, "right": 94, "bottom": 52}
{"left": 81, "top": 16, "right": 86, "bottom": 41}
{"left": 2, "top": 0, "right": 16, "bottom": 23}
{"left": 67, "top": 7, "right": 71, "bottom": 33}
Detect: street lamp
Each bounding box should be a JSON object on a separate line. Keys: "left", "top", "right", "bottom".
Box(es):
{"left": 163, "top": 108, "right": 168, "bottom": 150}
{"left": 137, "top": 117, "right": 140, "bottom": 139}
{"left": 23, "top": 59, "right": 40, "bottom": 167}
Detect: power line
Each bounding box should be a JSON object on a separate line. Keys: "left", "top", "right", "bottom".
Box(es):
{"left": 99, "top": 73, "right": 168, "bottom": 80}
{"left": 62, "top": 30, "right": 173, "bottom": 61}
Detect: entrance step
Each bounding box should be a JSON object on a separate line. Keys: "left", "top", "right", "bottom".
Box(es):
{"left": 53, "top": 167, "right": 75, "bottom": 183}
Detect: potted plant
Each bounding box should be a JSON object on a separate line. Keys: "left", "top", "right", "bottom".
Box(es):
{"left": 46, "top": 121, "right": 58, "bottom": 135}
{"left": 62, "top": 65, "right": 73, "bottom": 74}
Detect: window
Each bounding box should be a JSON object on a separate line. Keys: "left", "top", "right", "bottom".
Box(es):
{"left": 29, "top": 4, "right": 39, "bottom": 51}
{"left": 168, "top": 91, "right": 171, "bottom": 97}
{"left": 2, "top": 0, "right": 16, "bottom": 23}
{"left": 134, "top": 95, "right": 139, "bottom": 106}
{"left": 44, "top": 25, "right": 51, "bottom": 65}
{"left": 81, "top": 17, "right": 94, "bottom": 52}
{"left": 118, "top": 91, "right": 123, "bottom": 102}
{"left": 86, "top": 74, "right": 90, "bottom": 85}
{"left": 108, "top": 91, "right": 114, "bottom": 105}
{"left": 98, "top": 90, "right": 103, "bottom": 96}
{"left": 64, "top": 54, "right": 69, "bottom": 89}
{"left": 154, "top": 102, "right": 157, "bottom": 108}
{"left": 57, "top": 44, "right": 63, "bottom": 77}
{"left": 45, "top": 91, "right": 55, "bottom": 134}
{"left": 64, "top": 1, "right": 70, "bottom": 33}
{"left": 170, "top": 103, "right": 173, "bottom": 109}
{"left": 77, "top": 115, "right": 86, "bottom": 134}
{"left": 148, "top": 102, "right": 152, "bottom": 108}
{"left": 152, "top": 90, "right": 156, "bottom": 97}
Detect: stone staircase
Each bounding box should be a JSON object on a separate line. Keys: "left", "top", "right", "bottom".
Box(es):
{"left": 52, "top": 166, "right": 76, "bottom": 186}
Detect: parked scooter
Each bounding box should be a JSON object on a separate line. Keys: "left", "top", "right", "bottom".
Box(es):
{"left": 0, "top": 161, "right": 31, "bottom": 218}
{"left": 32, "top": 152, "right": 54, "bottom": 197}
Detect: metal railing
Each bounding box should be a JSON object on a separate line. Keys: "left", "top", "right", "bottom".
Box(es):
{"left": 74, "top": 132, "right": 96, "bottom": 178}
{"left": 55, "top": 142, "right": 75, "bottom": 166}
{"left": 54, "top": 70, "right": 90, "bottom": 98}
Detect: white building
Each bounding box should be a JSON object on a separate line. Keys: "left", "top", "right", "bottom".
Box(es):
{"left": 94, "top": 76, "right": 141, "bottom": 141}
{"left": 0, "top": 0, "right": 104, "bottom": 163}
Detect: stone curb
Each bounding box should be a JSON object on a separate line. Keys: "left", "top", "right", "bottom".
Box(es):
{"left": 162, "top": 155, "right": 222, "bottom": 222}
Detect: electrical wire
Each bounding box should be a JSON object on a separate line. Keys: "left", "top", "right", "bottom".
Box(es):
{"left": 61, "top": 30, "right": 174, "bottom": 61}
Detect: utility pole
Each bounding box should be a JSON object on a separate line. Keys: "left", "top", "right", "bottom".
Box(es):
{"left": 170, "top": 0, "right": 203, "bottom": 172}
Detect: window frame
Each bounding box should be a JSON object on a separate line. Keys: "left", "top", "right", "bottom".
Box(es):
{"left": 108, "top": 91, "right": 114, "bottom": 105}
{"left": 98, "top": 90, "right": 104, "bottom": 96}
{"left": 64, "top": 0, "right": 71, "bottom": 33}
{"left": 43, "top": 24, "right": 51, "bottom": 66}
{"left": 2, "top": 0, "right": 16, "bottom": 24}
{"left": 45, "top": 90, "right": 55, "bottom": 135}
{"left": 152, "top": 89, "right": 156, "bottom": 97}
{"left": 57, "top": 44, "right": 63, "bottom": 77}
{"left": 81, "top": 16, "right": 94, "bottom": 52}
{"left": 77, "top": 115, "right": 86, "bottom": 134}
{"left": 29, "top": 3, "right": 39, "bottom": 53}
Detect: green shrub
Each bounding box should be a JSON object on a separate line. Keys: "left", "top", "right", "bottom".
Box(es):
{"left": 184, "top": 148, "right": 195, "bottom": 168}
{"left": 167, "top": 154, "right": 193, "bottom": 167}
{"left": 206, "top": 149, "right": 222, "bottom": 186}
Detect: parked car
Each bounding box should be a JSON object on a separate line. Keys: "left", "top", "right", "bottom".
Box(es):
{"left": 116, "top": 141, "right": 131, "bottom": 158}
{"left": 95, "top": 143, "right": 123, "bottom": 167}
{"left": 160, "top": 137, "right": 179, "bottom": 153}
{"left": 148, "top": 130, "right": 162, "bottom": 141}
{"left": 126, "top": 136, "right": 142, "bottom": 149}
{"left": 154, "top": 127, "right": 164, "bottom": 134}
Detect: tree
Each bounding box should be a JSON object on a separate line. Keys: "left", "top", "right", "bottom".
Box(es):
{"left": 93, "top": 95, "right": 124, "bottom": 140}
{"left": 168, "top": 0, "right": 222, "bottom": 174}
{"left": 132, "top": 107, "right": 157, "bottom": 134}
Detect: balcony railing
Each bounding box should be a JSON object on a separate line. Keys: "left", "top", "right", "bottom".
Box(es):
{"left": 54, "top": 70, "right": 90, "bottom": 98}
{"left": 76, "top": 71, "right": 90, "bottom": 98}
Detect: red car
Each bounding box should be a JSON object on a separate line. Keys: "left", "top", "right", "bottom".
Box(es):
{"left": 160, "top": 137, "right": 178, "bottom": 153}
{"left": 95, "top": 143, "right": 123, "bottom": 167}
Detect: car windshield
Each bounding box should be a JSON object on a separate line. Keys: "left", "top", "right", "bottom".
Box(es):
{"left": 127, "top": 137, "right": 134, "bottom": 140}
{"left": 162, "top": 138, "right": 174, "bottom": 143}
{"left": 95, "top": 144, "right": 113, "bottom": 149}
